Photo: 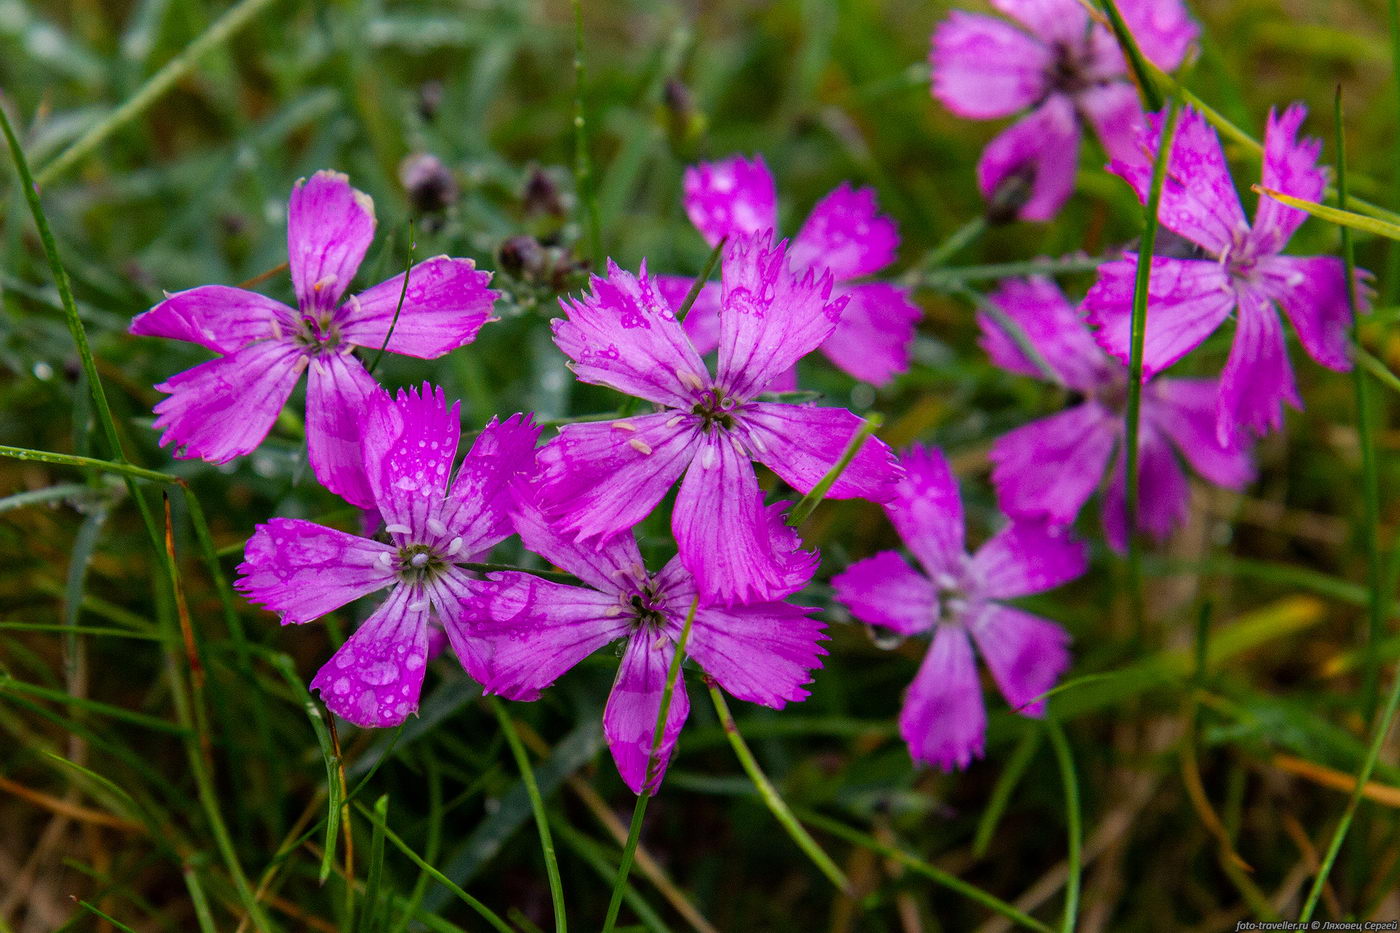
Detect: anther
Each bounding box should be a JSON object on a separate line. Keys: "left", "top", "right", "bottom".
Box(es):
{"left": 385, "top": 523, "right": 412, "bottom": 535}
{"left": 445, "top": 537, "right": 463, "bottom": 556}
{"left": 410, "top": 552, "right": 431, "bottom": 568}
{"left": 628, "top": 438, "right": 653, "bottom": 456}
{"left": 611, "top": 421, "right": 637, "bottom": 432}
{"left": 427, "top": 518, "right": 448, "bottom": 536}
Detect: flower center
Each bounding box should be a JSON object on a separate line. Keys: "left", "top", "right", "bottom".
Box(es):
{"left": 289, "top": 310, "right": 345, "bottom": 353}
{"left": 625, "top": 582, "right": 670, "bottom": 633}
{"left": 1048, "top": 41, "right": 1095, "bottom": 96}
{"left": 690, "top": 388, "right": 741, "bottom": 433}
{"left": 1219, "top": 231, "right": 1261, "bottom": 284}
{"left": 396, "top": 543, "right": 446, "bottom": 584}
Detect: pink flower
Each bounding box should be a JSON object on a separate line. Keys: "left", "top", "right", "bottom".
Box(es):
{"left": 981, "top": 277, "right": 1255, "bottom": 550}
{"left": 832, "top": 446, "right": 1086, "bottom": 770}
{"left": 930, "top": 0, "right": 1197, "bottom": 221}
{"left": 130, "top": 170, "right": 498, "bottom": 506}
{"left": 539, "top": 231, "right": 902, "bottom": 605}
{"left": 655, "top": 154, "right": 920, "bottom": 388}
{"left": 460, "top": 492, "right": 826, "bottom": 794}
{"left": 1085, "top": 105, "right": 1371, "bottom": 443}
{"left": 235, "top": 384, "right": 540, "bottom": 728}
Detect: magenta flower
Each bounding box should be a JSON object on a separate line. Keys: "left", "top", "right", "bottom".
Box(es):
{"left": 981, "top": 277, "right": 1255, "bottom": 551}
{"left": 539, "top": 231, "right": 902, "bottom": 605}
{"left": 130, "top": 170, "right": 498, "bottom": 506}
{"left": 235, "top": 384, "right": 540, "bottom": 728}
{"left": 461, "top": 492, "right": 825, "bottom": 793}
{"left": 930, "top": 0, "right": 1197, "bottom": 221}
{"left": 655, "top": 154, "right": 920, "bottom": 388}
{"left": 1085, "top": 105, "right": 1370, "bottom": 443}
{"left": 831, "top": 446, "right": 1086, "bottom": 770}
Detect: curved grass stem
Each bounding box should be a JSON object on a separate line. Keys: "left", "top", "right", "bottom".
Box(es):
{"left": 488, "top": 696, "right": 567, "bottom": 933}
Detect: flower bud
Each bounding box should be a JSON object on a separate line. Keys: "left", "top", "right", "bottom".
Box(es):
{"left": 398, "top": 153, "right": 458, "bottom": 214}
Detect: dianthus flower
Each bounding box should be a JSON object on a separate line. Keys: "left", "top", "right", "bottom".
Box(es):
{"left": 930, "top": 0, "right": 1197, "bottom": 220}
{"left": 981, "top": 277, "right": 1254, "bottom": 550}
{"left": 235, "top": 384, "right": 539, "bottom": 727}
{"left": 461, "top": 491, "right": 825, "bottom": 793}
{"left": 539, "top": 231, "right": 902, "bottom": 605}
{"left": 832, "top": 446, "right": 1085, "bottom": 770}
{"left": 130, "top": 171, "right": 497, "bottom": 506}
{"left": 1085, "top": 105, "right": 1370, "bottom": 442}
{"left": 655, "top": 154, "right": 920, "bottom": 388}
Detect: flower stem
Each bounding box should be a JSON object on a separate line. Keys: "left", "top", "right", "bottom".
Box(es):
{"left": 488, "top": 695, "right": 567, "bottom": 933}
{"left": 601, "top": 596, "right": 698, "bottom": 933}
{"left": 571, "top": 0, "right": 603, "bottom": 268}
{"left": 367, "top": 220, "right": 415, "bottom": 376}
{"left": 0, "top": 445, "right": 177, "bottom": 484}
{"left": 674, "top": 236, "right": 726, "bottom": 323}
{"left": 706, "top": 684, "right": 850, "bottom": 893}
{"left": 1123, "top": 99, "right": 1181, "bottom": 642}
{"left": 789, "top": 413, "right": 883, "bottom": 527}
{"left": 1045, "top": 719, "right": 1082, "bottom": 933}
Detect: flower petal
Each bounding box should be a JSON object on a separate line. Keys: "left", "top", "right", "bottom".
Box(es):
{"left": 1147, "top": 379, "right": 1256, "bottom": 489}
{"left": 968, "top": 604, "right": 1070, "bottom": 717}
{"left": 458, "top": 572, "right": 631, "bottom": 700}
{"left": 685, "top": 600, "right": 827, "bottom": 708}
{"left": 511, "top": 484, "right": 647, "bottom": 592}
{"left": 674, "top": 432, "right": 816, "bottom": 605}
{"left": 1259, "top": 255, "right": 1360, "bottom": 373}
{"left": 977, "top": 96, "right": 1081, "bottom": 222}
{"left": 716, "top": 232, "right": 844, "bottom": 400}
{"left": 1111, "top": 0, "right": 1198, "bottom": 71}
{"left": 885, "top": 445, "right": 966, "bottom": 582}
{"left": 740, "top": 402, "right": 902, "bottom": 502}
{"left": 309, "top": 586, "right": 430, "bottom": 728}
{"left": 990, "top": 403, "right": 1118, "bottom": 527}
{"left": 538, "top": 412, "right": 700, "bottom": 543}
{"left": 359, "top": 383, "right": 460, "bottom": 533}
{"left": 980, "top": 276, "right": 1114, "bottom": 391}
{"left": 1217, "top": 289, "right": 1299, "bottom": 442}
{"left": 554, "top": 262, "right": 713, "bottom": 408}
{"left": 990, "top": 0, "right": 1089, "bottom": 44}
{"left": 820, "top": 283, "right": 920, "bottom": 386}
{"left": 605, "top": 628, "right": 691, "bottom": 794}
{"left": 339, "top": 256, "right": 497, "bottom": 359}
{"left": 682, "top": 155, "right": 777, "bottom": 247}
{"left": 929, "top": 11, "right": 1052, "bottom": 120}
{"left": 655, "top": 274, "right": 724, "bottom": 355}
{"left": 831, "top": 551, "right": 938, "bottom": 637}
{"left": 1101, "top": 428, "right": 1190, "bottom": 551}
{"left": 1252, "top": 104, "right": 1328, "bottom": 255}
{"left": 288, "top": 170, "right": 376, "bottom": 313}
{"left": 970, "top": 521, "right": 1087, "bottom": 600}
{"left": 305, "top": 353, "right": 380, "bottom": 508}
{"left": 788, "top": 184, "right": 899, "bottom": 281}
{"left": 900, "top": 625, "right": 985, "bottom": 771}
{"left": 438, "top": 412, "right": 542, "bottom": 558}
{"left": 1077, "top": 81, "right": 1147, "bottom": 167}
{"left": 236, "top": 518, "right": 396, "bottom": 623}
{"left": 1109, "top": 107, "right": 1248, "bottom": 255}
{"left": 1084, "top": 255, "right": 1235, "bottom": 377}
{"left": 151, "top": 340, "right": 304, "bottom": 463}
{"left": 130, "top": 286, "right": 294, "bottom": 354}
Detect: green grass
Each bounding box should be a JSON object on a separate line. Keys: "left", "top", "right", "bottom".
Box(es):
{"left": 2, "top": 0, "right": 1400, "bottom": 930}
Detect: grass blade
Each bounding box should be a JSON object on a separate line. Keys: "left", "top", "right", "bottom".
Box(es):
{"left": 1045, "top": 719, "right": 1082, "bottom": 933}
{"left": 788, "top": 414, "right": 884, "bottom": 527}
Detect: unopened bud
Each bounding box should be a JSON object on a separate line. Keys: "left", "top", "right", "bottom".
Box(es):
{"left": 497, "top": 235, "right": 546, "bottom": 281}
{"left": 660, "top": 78, "right": 706, "bottom": 160}
{"left": 399, "top": 153, "right": 458, "bottom": 213}
{"left": 417, "top": 80, "right": 445, "bottom": 123}
{"left": 522, "top": 166, "right": 566, "bottom": 221}
{"left": 985, "top": 163, "right": 1035, "bottom": 226}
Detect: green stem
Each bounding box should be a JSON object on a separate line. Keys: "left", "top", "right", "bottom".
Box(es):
{"left": 601, "top": 596, "right": 698, "bottom": 933}
{"left": 488, "top": 696, "right": 567, "bottom": 933}
{"left": 674, "top": 236, "right": 726, "bottom": 324}
{"left": 1123, "top": 99, "right": 1181, "bottom": 642}
{"left": 788, "top": 413, "right": 883, "bottom": 527}
{"left": 1333, "top": 90, "right": 1385, "bottom": 724}
{"left": 902, "top": 215, "right": 988, "bottom": 284}
{"left": 571, "top": 0, "right": 603, "bottom": 268}
{"left": 916, "top": 253, "right": 1110, "bottom": 289}
{"left": 1045, "top": 719, "right": 1082, "bottom": 933}
{"left": 34, "top": 0, "right": 281, "bottom": 186}
{"left": 706, "top": 685, "right": 850, "bottom": 893}
{"left": 367, "top": 221, "right": 415, "bottom": 375}
{"left": 0, "top": 445, "right": 176, "bottom": 484}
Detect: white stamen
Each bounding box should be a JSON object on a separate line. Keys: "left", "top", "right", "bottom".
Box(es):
{"left": 312, "top": 274, "right": 337, "bottom": 293}
{"left": 376, "top": 551, "right": 393, "bottom": 567}
{"left": 269, "top": 318, "right": 284, "bottom": 341}
{"left": 677, "top": 370, "right": 704, "bottom": 391}
{"left": 291, "top": 356, "right": 310, "bottom": 375}
{"left": 665, "top": 415, "right": 683, "bottom": 428}
{"left": 628, "top": 438, "right": 653, "bottom": 456}
{"left": 611, "top": 421, "right": 637, "bottom": 432}
{"left": 410, "top": 552, "right": 431, "bottom": 568}
{"left": 446, "top": 537, "right": 463, "bottom": 556}
{"left": 699, "top": 446, "right": 717, "bottom": 470}
{"left": 385, "top": 523, "right": 412, "bottom": 535}
{"left": 427, "top": 518, "right": 448, "bottom": 536}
